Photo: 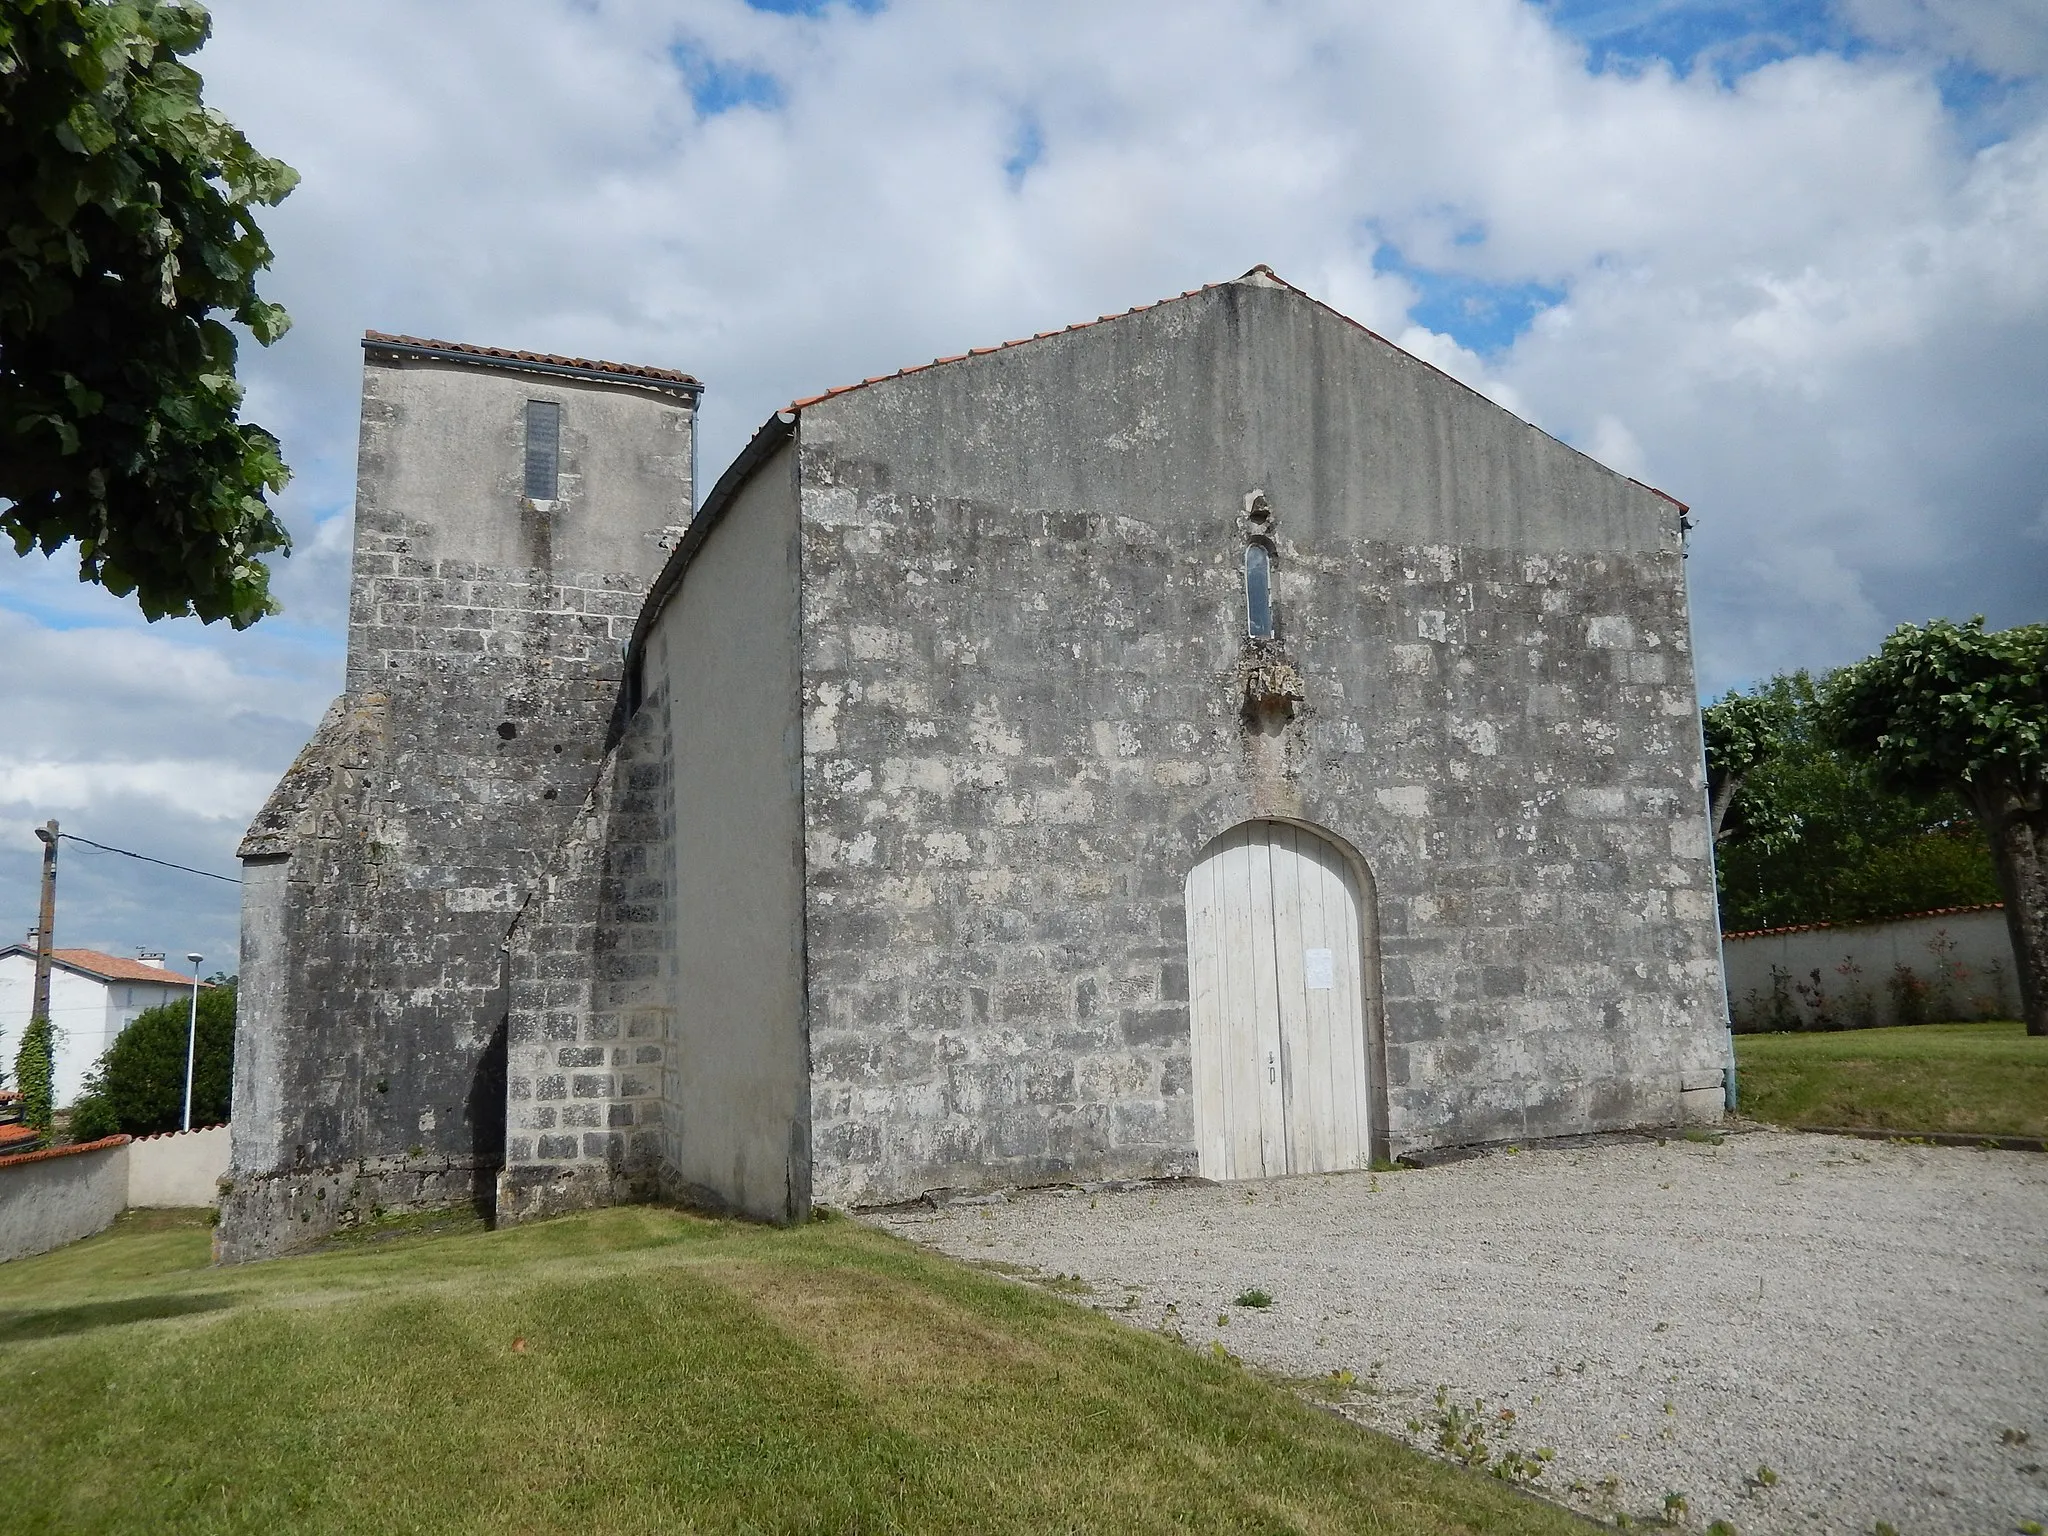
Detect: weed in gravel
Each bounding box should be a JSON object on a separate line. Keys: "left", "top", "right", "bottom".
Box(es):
{"left": 1683, "top": 1129, "right": 1726, "bottom": 1146}
{"left": 1289, "top": 1368, "right": 1361, "bottom": 1403}
{"left": 1872, "top": 1523, "right": 1899, "bottom": 1536}
{"left": 1663, "top": 1491, "right": 1688, "bottom": 1521}
{"left": 2016, "top": 1520, "right": 2043, "bottom": 1535}
{"left": 1040, "top": 1273, "right": 1094, "bottom": 1295}
{"left": 1234, "top": 1288, "right": 1273, "bottom": 1309}
{"left": 1216, "top": 1313, "right": 1229, "bottom": 1327}
{"left": 1748, "top": 1464, "right": 1779, "bottom": 1490}
{"left": 2000, "top": 1427, "right": 2031, "bottom": 1445}
{"left": 1407, "top": 1387, "right": 1552, "bottom": 1485}
{"left": 1706, "top": 1521, "right": 1738, "bottom": 1536}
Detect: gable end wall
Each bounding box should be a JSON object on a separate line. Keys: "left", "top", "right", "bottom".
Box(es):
{"left": 792, "top": 280, "right": 1726, "bottom": 1206}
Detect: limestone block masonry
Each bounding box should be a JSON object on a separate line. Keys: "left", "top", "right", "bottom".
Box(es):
{"left": 789, "top": 283, "right": 1727, "bottom": 1204}
{"left": 217, "top": 338, "right": 697, "bottom": 1262}
{"left": 231, "top": 269, "right": 1728, "bottom": 1242}
{"left": 496, "top": 672, "right": 677, "bottom": 1222}
{"left": 498, "top": 268, "right": 1730, "bottom": 1220}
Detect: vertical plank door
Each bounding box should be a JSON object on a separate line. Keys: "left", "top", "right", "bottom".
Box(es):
{"left": 1185, "top": 821, "right": 1372, "bottom": 1179}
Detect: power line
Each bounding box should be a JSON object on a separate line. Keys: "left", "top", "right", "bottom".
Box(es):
{"left": 57, "top": 833, "right": 241, "bottom": 886}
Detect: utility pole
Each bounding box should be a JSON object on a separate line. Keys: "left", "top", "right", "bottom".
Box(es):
{"left": 182, "top": 953, "right": 203, "bottom": 1132}
{"left": 30, "top": 819, "right": 57, "bottom": 1097}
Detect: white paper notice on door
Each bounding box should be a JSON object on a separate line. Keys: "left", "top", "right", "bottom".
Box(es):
{"left": 1303, "top": 947, "right": 1334, "bottom": 990}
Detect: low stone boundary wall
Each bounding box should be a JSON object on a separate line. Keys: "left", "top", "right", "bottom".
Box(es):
{"left": 1724, "top": 905, "right": 2016, "bottom": 1031}
{"left": 0, "top": 1136, "right": 131, "bottom": 1263}
{"left": 128, "top": 1124, "right": 231, "bottom": 1208}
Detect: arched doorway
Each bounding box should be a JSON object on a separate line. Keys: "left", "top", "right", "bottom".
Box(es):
{"left": 1184, "top": 820, "right": 1377, "bottom": 1179}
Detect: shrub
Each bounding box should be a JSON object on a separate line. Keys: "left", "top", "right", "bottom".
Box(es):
{"left": 84, "top": 983, "right": 236, "bottom": 1136}
{"left": 1888, "top": 965, "right": 1930, "bottom": 1028}
{"left": 14, "top": 1015, "right": 53, "bottom": 1134}
{"left": 65, "top": 1093, "right": 121, "bottom": 1144}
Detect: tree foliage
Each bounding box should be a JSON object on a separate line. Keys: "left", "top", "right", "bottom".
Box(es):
{"left": 1710, "top": 670, "right": 2001, "bottom": 934}
{"left": 1819, "top": 618, "right": 2046, "bottom": 801}
{"left": 13, "top": 1012, "right": 52, "bottom": 1134}
{"left": 70, "top": 980, "right": 233, "bottom": 1136}
{"left": 0, "top": 0, "right": 297, "bottom": 626}
{"left": 1702, "top": 685, "right": 1796, "bottom": 846}
{"left": 1820, "top": 618, "right": 2048, "bottom": 1035}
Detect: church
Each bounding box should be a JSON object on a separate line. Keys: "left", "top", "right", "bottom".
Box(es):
{"left": 218, "top": 268, "right": 1729, "bottom": 1259}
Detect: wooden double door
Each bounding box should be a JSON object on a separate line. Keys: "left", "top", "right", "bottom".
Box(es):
{"left": 1184, "top": 821, "right": 1376, "bottom": 1180}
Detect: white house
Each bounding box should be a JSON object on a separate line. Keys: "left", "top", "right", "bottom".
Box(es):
{"left": 0, "top": 947, "right": 204, "bottom": 1107}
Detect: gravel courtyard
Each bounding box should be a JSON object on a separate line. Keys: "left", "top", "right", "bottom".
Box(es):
{"left": 868, "top": 1130, "right": 2047, "bottom": 1536}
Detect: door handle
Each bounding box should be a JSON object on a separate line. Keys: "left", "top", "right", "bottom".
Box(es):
{"left": 1268, "top": 1051, "right": 1276, "bottom": 1084}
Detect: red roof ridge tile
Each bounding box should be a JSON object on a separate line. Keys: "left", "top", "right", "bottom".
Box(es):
{"left": 0, "top": 1134, "right": 130, "bottom": 1171}
{"left": 1722, "top": 902, "right": 2005, "bottom": 942}
{"left": 766, "top": 264, "right": 1688, "bottom": 512}
{"left": 130, "top": 1124, "right": 228, "bottom": 1143}
{"left": 363, "top": 331, "right": 700, "bottom": 387}
{"left": 778, "top": 275, "right": 1236, "bottom": 414}
{"left": 33, "top": 948, "right": 208, "bottom": 986}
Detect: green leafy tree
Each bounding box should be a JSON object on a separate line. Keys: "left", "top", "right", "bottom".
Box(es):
{"left": 1821, "top": 618, "right": 2048, "bottom": 1035}
{"left": 1703, "top": 685, "right": 1797, "bottom": 846}
{"left": 13, "top": 1012, "right": 52, "bottom": 1135}
{"left": 1711, "top": 670, "right": 2000, "bottom": 934}
{"left": 1, "top": 0, "right": 298, "bottom": 626}
{"left": 74, "top": 980, "right": 233, "bottom": 1134}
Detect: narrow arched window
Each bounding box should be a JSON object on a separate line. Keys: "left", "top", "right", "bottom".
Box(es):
{"left": 1245, "top": 541, "right": 1273, "bottom": 639}
{"left": 524, "top": 400, "right": 561, "bottom": 501}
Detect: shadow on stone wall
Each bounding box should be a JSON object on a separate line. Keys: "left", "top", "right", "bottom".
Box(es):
{"left": 466, "top": 1018, "right": 508, "bottom": 1221}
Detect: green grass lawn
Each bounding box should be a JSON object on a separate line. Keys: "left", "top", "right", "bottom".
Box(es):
{"left": 1735, "top": 1019, "right": 2048, "bottom": 1138}
{"left": 0, "top": 1206, "right": 1581, "bottom": 1535}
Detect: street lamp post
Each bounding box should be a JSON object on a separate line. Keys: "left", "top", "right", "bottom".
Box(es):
{"left": 181, "top": 952, "right": 203, "bottom": 1133}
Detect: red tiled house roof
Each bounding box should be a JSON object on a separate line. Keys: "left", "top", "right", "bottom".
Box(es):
{"left": 0, "top": 946, "right": 207, "bottom": 987}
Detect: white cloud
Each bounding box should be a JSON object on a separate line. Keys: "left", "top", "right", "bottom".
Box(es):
{"left": 1839, "top": 0, "right": 2048, "bottom": 77}
{"left": 0, "top": 762, "right": 278, "bottom": 827}
{"left": 2, "top": 0, "right": 2043, "bottom": 953}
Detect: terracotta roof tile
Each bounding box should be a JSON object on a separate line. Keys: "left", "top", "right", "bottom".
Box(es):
{"left": 363, "top": 331, "right": 700, "bottom": 388}
{"left": 782, "top": 278, "right": 1224, "bottom": 412}
{"left": 0, "top": 1133, "right": 129, "bottom": 1171}
{"left": 1721, "top": 902, "right": 2005, "bottom": 942}
{"left": 0, "top": 946, "right": 209, "bottom": 986}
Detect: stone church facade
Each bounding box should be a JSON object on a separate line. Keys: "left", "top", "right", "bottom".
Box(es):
{"left": 221, "top": 269, "right": 1728, "bottom": 1259}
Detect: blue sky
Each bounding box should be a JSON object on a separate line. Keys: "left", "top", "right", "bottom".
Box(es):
{"left": 0, "top": 0, "right": 2042, "bottom": 1021}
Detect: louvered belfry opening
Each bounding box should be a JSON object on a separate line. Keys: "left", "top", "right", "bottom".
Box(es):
{"left": 524, "top": 399, "right": 561, "bottom": 501}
